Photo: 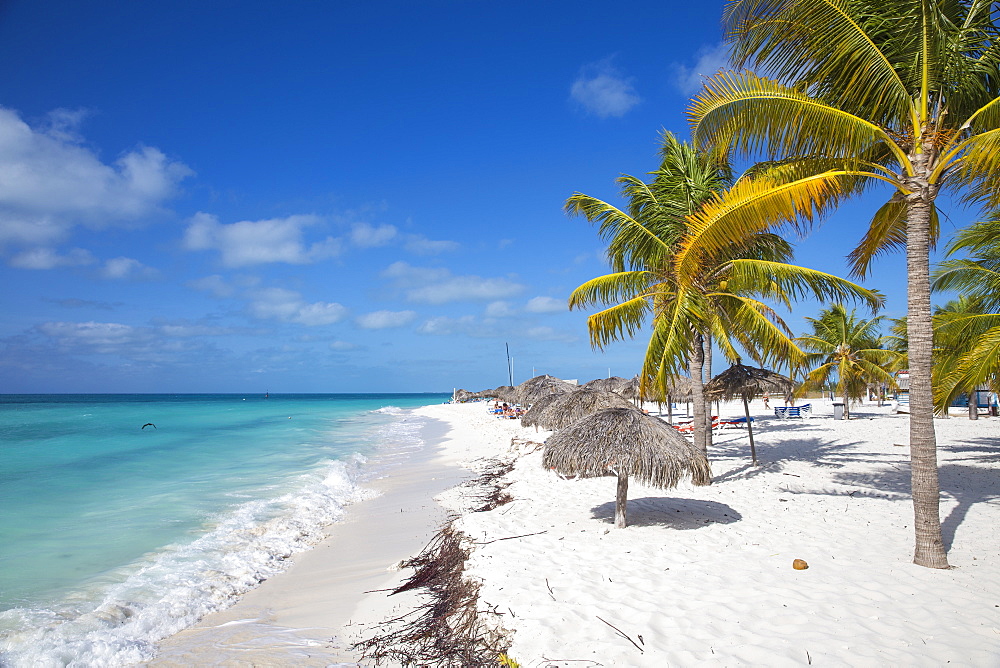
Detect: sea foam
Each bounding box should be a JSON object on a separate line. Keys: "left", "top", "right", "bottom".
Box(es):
{"left": 0, "top": 408, "right": 429, "bottom": 667}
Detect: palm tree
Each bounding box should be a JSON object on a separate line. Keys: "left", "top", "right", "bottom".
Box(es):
{"left": 688, "top": 0, "right": 1000, "bottom": 568}
{"left": 567, "top": 131, "right": 729, "bottom": 454}
{"left": 795, "top": 304, "right": 902, "bottom": 419}
{"left": 932, "top": 217, "right": 1000, "bottom": 416}
{"left": 568, "top": 133, "right": 883, "bottom": 455}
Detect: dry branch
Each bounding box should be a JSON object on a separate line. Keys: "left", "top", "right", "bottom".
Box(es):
{"left": 352, "top": 524, "right": 511, "bottom": 666}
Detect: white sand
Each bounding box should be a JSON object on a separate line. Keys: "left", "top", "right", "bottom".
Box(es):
{"left": 417, "top": 400, "right": 1000, "bottom": 667}
{"left": 151, "top": 398, "right": 1000, "bottom": 666}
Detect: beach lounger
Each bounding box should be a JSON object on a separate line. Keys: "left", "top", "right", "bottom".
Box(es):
{"left": 774, "top": 404, "right": 812, "bottom": 418}
{"left": 673, "top": 417, "right": 720, "bottom": 433}
{"left": 718, "top": 416, "right": 754, "bottom": 428}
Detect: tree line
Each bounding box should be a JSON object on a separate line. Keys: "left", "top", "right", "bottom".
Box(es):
{"left": 566, "top": 0, "right": 1000, "bottom": 570}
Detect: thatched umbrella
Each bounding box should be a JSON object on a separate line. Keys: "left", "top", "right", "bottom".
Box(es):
{"left": 514, "top": 374, "right": 575, "bottom": 406}
{"left": 705, "top": 361, "right": 793, "bottom": 466}
{"left": 491, "top": 385, "right": 518, "bottom": 403}
{"left": 543, "top": 407, "right": 712, "bottom": 528}
{"left": 453, "top": 389, "right": 475, "bottom": 402}
{"left": 582, "top": 376, "right": 630, "bottom": 393}
{"left": 617, "top": 375, "right": 696, "bottom": 421}
{"left": 519, "top": 392, "right": 567, "bottom": 430}
{"left": 523, "top": 389, "right": 638, "bottom": 431}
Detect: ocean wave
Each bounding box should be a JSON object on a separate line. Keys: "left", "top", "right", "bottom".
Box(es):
{"left": 0, "top": 460, "right": 372, "bottom": 667}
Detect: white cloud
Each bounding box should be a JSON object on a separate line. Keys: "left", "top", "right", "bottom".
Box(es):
{"left": 329, "top": 340, "right": 358, "bottom": 351}
{"left": 417, "top": 315, "right": 481, "bottom": 336}
{"left": 674, "top": 43, "right": 730, "bottom": 96}
{"left": 381, "top": 261, "right": 524, "bottom": 304}
{"left": 183, "top": 212, "right": 341, "bottom": 267}
{"left": 8, "top": 247, "right": 95, "bottom": 269}
{"left": 294, "top": 302, "right": 350, "bottom": 326}
{"left": 356, "top": 310, "right": 418, "bottom": 329}
{"left": 525, "top": 296, "right": 566, "bottom": 313}
{"left": 38, "top": 321, "right": 148, "bottom": 351}
{"left": 381, "top": 261, "right": 451, "bottom": 283}
{"left": 570, "top": 58, "right": 640, "bottom": 118}
{"left": 404, "top": 234, "right": 460, "bottom": 255}
{"left": 0, "top": 106, "right": 192, "bottom": 247}
{"left": 351, "top": 223, "right": 398, "bottom": 247}
{"left": 157, "top": 322, "right": 238, "bottom": 337}
{"left": 188, "top": 274, "right": 237, "bottom": 298}
{"left": 246, "top": 286, "right": 348, "bottom": 326}
{"left": 485, "top": 301, "right": 516, "bottom": 318}
{"left": 100, "top": 256, "right": 158, "bottom": 281}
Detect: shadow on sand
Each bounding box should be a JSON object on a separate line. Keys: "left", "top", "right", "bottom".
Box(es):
{"left": 590, "top": 496, "right": 742, "bottom": 529}
{"left": 825, "top": 436, "right": 1000, "bottom": 550}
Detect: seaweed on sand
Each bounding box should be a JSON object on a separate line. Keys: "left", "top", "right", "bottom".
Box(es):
{"left": 468, "top": 458, "right": 516, "bottom": 513}
{"left": 352, "top": 524, "right": 511, "bottom": 666}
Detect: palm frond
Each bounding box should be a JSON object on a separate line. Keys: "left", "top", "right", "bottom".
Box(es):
{"left": 722, "top": 259, "right": 884, "bottom": 311}
{"left": 689, "top": 70, "right": 908, "bottom": 168}
{"left": 568, "top": 271, "right": 654, "bottom": 310}
{"left": 724, "top": 0, "right": 913, "bottom": 123}
{"left": 584, "top": 296, "right": 652, "bottom": 350}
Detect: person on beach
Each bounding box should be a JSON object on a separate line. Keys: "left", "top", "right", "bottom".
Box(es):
{"left": 763, "top": 392, "right": 770, "bottom": 409}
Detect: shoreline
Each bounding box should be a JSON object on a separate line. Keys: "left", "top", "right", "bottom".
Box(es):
{"left": 150, "top": 413, "right": 469, "bottom": 666}
{"left": 148, "top": 398, "right": 1000, "bottom": 666}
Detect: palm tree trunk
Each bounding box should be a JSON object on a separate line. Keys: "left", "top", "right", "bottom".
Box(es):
{"left": 704, "top": 334, "right": 714, "bottom": 448}
{"left": 615, "top": 472, "right": 629, "bottom": 528}
{"left": 906, "top": 194, "right": 949, "bottom": 568}
{"left": 689, "top": 335, "right": 708, "bottom": 455}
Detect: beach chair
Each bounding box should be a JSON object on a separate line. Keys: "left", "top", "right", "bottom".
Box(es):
{"left": 673, "top": 417, "right": 719, "bottom": 434}
{"left": 774, "top": 404, "right": 811, "bottom": 418}
{"left": 718, "top": 416, "right": 754, "bottom": 428}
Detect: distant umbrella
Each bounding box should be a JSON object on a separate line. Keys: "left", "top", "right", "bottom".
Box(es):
{"left": 662, "top": 374, "right": 697, "bottom": 401}
{"left": 453, "top": 389, "right": 475, "bottom": 402}
{"left": 522, "top": 389, "right": 637, "bottom": 431}
{"left": 519, "top": 392, "right": 568, "bottom": 430}
{"left": 705, "top": 361, "right": 793, "bottom": 466}
{"left": 491, "top": 385, "right": 519, "bottom": 403}
{"left": 543, "top": 407, "right": 712, "bottom": 528}
{"left": 582, "top": 376, "right": 630, "bottom": 393}
{"left": 514, "top": 374, "right": 576, "bottom": 406}
{"left": 617, "top": 376, "right": 642, "bottom": 402}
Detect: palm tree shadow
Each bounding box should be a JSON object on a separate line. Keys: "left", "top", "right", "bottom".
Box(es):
{"left": 821, "top": 438, "right": 1000, "bottom": 551}
{"left": 590, "top": 496, "right": 742, "bottom": 528}
{"left": 708, "top": 423, "right": 880, "bottom": 484}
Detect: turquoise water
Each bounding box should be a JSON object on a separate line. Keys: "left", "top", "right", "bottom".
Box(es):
{"left": 0, "top": 393, "right": 448, "bottom": 666}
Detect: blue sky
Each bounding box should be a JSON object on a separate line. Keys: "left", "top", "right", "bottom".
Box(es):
{"left": 0, "top": 1, "right": 969, "bottom": 393}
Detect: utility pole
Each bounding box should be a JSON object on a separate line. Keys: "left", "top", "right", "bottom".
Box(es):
{"left": 506, "top": 343, "right": 513, "bottom": 386}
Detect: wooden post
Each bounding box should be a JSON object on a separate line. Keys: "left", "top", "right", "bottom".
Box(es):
{"left": 744, "top": 396, "right": 758, "bottom": 466}
{"left": 615, "top": 472, "right": 629, "bottom": 528}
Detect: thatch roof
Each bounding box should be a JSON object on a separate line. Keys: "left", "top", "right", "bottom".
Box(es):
{"left": 617, "top": 374, "right": 695, "bottom": 402}
{"left": 543, "top": 407, "right": 712, "bottom": 489}
{"left": 514, "top": 374, "right": 576, "bottom": 406}
{"left": 491, "top": 385, "right": 518, "bottom": 402}
{"left": 705, "top": 362, "right": 793, "bottom": 401}
{"left": 453, "top": 389, "right": 475, "bottom": 402}
{"left": 581, "top": 376, "right": 630, "bottom": 393}
{"left": 519, "top": 392, "right": 568, "bottom": 429}
{"left": 522, "top": 389, "right": 637, "bottom": 431}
